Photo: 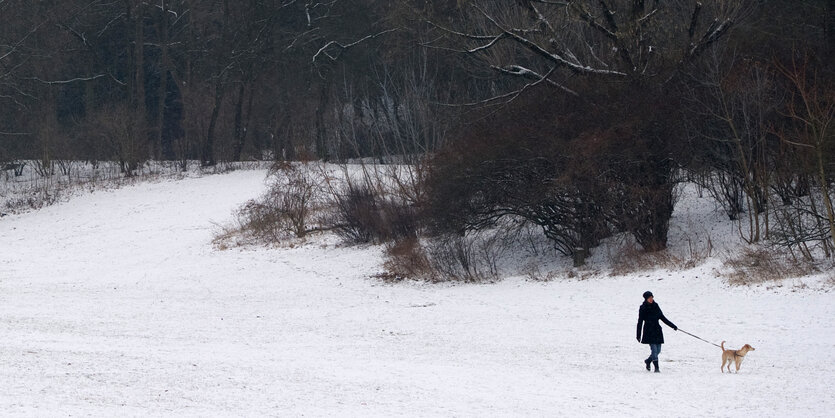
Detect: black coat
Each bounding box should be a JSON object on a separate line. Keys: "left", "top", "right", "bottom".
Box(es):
{"left": 637, "top": 302, "right": 677, "bottom": 344}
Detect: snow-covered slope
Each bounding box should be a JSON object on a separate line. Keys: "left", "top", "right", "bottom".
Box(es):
{"left": 1, "top": 170, "right": 833, "bottom": 416}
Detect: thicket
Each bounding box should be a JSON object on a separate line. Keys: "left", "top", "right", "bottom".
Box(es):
{"left": 419, "top": 0, "right": 835, "bottom": 275}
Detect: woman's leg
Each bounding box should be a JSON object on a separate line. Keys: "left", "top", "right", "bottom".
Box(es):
{"left": 650, "top": 344, "right": 662, "bottom": 372}
{"left": 649, "top": 344, "right": 661, "bottom": 361}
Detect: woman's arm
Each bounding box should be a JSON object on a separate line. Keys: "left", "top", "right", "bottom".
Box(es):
{"left": 636, "top": 310, "right": 644, "bottom": 341}
{"left": 659, "top": 310, "right": 677, "bottom": 330}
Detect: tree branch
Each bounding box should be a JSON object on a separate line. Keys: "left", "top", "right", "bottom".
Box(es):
{"left": 313, "top": 28, "right": 399, "bottom": 63}
{"left": 492, "top": 65, "right": 578, "bottom": 96}
{"left": 23, "top": 74, "right": 110, "bottom": 85}
{"left": 473, "top": 5, "right": 626, "bottom": 76}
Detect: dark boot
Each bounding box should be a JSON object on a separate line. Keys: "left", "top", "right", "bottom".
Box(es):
{"left": 653, "top": 360, "right": 660, "bottom": 373}
{"left": 645, "top": 358, "right": 652, "bottom": 371}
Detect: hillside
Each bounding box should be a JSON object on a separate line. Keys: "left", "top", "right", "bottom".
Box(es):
{"left": 1, "top": 170, "right": 833, "bottom": 416}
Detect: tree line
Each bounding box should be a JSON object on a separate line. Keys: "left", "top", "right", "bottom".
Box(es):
{"left": 0, "top": 0, "right": 473, "bottom": 169}
{"left": 2, "top": 0, "right": 835, "bottom": 263}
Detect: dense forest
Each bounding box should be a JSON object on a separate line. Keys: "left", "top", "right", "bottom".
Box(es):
{"left": 2, "top": 0, "right": 835, "bottom": 267}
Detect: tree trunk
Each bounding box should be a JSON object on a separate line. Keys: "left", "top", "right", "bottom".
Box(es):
{"left": 315, "top": 81, "right": 331, "bottom": 161}
{"left": 828, "top": 0, "right": 835, "bottom": 51}
{"left": 232, "top": 83, "right": 247, "bottom": 161}
{"left": 156, "top": 0, "right": 171, "bottom": 160}
{"left": 203, "top": 79, "right": 224, "bottom": 166}
{"left": 817, "top": 149, "right": 835, "bottom": 255}
{"left": 134, "top": 0, "right": 146, "bottom": 151}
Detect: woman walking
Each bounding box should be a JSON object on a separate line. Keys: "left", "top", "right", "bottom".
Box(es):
{"left": 636, "top": 291, "right": 677, "bottom": 373}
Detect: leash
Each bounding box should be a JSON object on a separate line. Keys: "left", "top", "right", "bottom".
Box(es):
{"left": 677, "top": 328, "right": 722, "bottom": 348}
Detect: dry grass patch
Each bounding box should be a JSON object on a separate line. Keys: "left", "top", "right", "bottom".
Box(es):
{"left": 381, "top": 237, "right": 433, "bottom": 282}
{"left": 721, "top": 246, "right": 819, "bottom": 286}
{"left": 610, "top": 232, "right": 712, "bottom": 276}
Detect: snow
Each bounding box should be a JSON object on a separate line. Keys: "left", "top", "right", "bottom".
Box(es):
{"left": 1, "top": 169, "right": 834, "bottom": 416}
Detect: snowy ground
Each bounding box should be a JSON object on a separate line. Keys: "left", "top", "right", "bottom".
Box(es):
{"left": 1, "top": 169, "right": 834, "bottom": 416}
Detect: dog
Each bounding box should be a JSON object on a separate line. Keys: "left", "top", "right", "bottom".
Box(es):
{"left": 721, "top": 341, "right": 755, "bottom": 373}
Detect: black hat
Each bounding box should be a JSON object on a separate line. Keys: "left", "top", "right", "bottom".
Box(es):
{"left": 643, "top": 291, "right": 653, "bottom": 300}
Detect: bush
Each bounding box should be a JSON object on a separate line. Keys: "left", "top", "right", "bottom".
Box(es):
{"left": 381, "top": 237, "right": 433, "bottom": 281}
{"left": 230, "top": 162, "right": 326, "bottom": 244}
{"left": 380, "top": 230, "right": 507, "bottom": 283}
{"left": 330, "top": 182, "right": 381, "bottom": 243}
{"left": 328, "top": 170, "right": 420, "bottom": 244}
{"left": 425, "top": 232, "right": 505, "bottom": 282}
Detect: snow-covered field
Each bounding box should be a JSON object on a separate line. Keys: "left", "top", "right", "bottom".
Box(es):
{"left": 1, "top": 169, "right": 834, "bottom": 416}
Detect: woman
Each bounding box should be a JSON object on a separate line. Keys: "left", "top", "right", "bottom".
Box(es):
{"left": 636, "top": 291, "right": 677, "bottom": 373}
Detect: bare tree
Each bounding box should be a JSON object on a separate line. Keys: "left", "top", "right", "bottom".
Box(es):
{"left": 775, "top": 56, "right": 835, "bottom": 255}
{"left": 683, "top": 49, "right": 781, "bottom": 242}
{"left": 428, "top": 1, "right": 748, "bottom": 103}
{"left": 83, "top": 103, "right": 147, "bottom": 176}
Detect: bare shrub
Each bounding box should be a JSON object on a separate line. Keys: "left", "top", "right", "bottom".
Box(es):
{"left": 211, "top": 224, "right": 241, "bottom": 250}
{"left": 610, "top": 241, "right": 685, "bottom": 276}
{"left": 826, "top": 269, "right": 835, "bottom": 288}
{"left": 381, "top": 237, "right": 433, "bottom": 281}
{"left": 33, "top": 159, "right": 55, "bottom": 177}
{"left": 325, "top": 165, "right": 421, "bottom": 245}
{"left": 721, "top": 246, "right": 819, "bottom": 285}
{"left": 379, "top": 229, "right": 508, "bottom": 283}
{"left": 610, "top": 224, "right": 713, "bottom": 275}
{"left": 697, "top": 170, "right": 746, "bottom": 221}
{"left": 269, "top": 163, "right": 323, "bottom": 237}
{"left": 3, "top": 185, "right": 61, "bottom": 211}
{"left": 56, "top": 159, "right": 77, "bottom": 177}
{"left": 771, "top": 191, "right": 835, "bottom": 260}
{"left": 521, "top": 260, "right": 559, "bottom": 282}
{"left": 2, "top": 161, "right": 172, "bottom": 213}
{"left": 330, "top": 181, "right": 380, "bottom": 243}
{"left": 682, "top": 233, "right": 714, "bottom": 269}
{"left": 86, "top": 104, "right": 148, "bottom": 176}
{"left": 233, "top": 200, "right": 286, "bottom": 243}
{"left": 423, "top": 232, "right": 505, "bottom": 283}
{"left": 1, "top": 161, "right": 26, "bottom": 178}
{"left": 221, "top": 162, "right": 326, "bottom": 246}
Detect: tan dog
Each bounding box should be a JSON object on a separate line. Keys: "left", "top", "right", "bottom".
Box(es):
{"left": 721, "top": 341, "right": 755, "bottom": 373}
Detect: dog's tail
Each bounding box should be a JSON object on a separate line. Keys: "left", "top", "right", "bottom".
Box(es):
{"left": 721, "top": 340, "right": 726, "bottom": 350}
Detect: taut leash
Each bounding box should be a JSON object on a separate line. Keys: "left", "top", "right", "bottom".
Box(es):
{"left": 677, "top": 328, "right": 722, "bottom": 348}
